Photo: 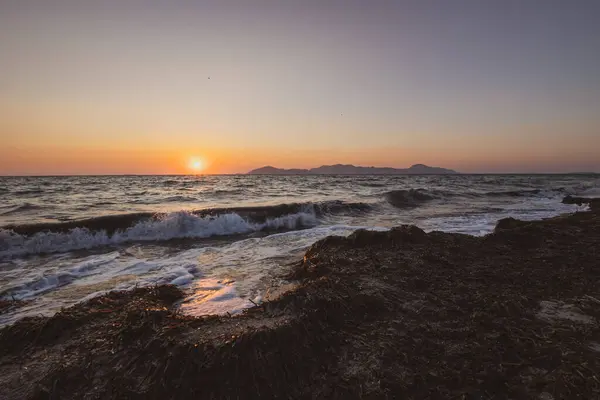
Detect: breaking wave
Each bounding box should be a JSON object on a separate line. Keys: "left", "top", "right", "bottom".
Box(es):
{"left": 0, "top": 210, "right": 319, "bottom": 258}
{"left": 3, "top": 201, "right": 372, "bottom": 236}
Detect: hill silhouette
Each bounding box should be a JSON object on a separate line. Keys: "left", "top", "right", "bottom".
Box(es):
{"left": 247, "top": 164, "right": 457, "bottom": 175}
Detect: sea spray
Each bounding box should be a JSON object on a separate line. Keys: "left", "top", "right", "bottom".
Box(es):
{"left": 0, "top": 210, "right": 319, "bottom": 258}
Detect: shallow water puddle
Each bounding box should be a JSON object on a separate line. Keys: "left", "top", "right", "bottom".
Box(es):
{"left": 178, "top": 278, "right": 255, "bottom": 316}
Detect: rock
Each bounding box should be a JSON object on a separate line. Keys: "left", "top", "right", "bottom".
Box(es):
{"left": 562, "top": 195, "right": 588, "bottom": 205}
{"left": 562, "top": 195, "right": 600, "bottom": 212}
{"left": 494, "top": 217, "right": 529, "bottom": 231}
{"left": 389, "top": 225, "right": 428, "bottom": 243}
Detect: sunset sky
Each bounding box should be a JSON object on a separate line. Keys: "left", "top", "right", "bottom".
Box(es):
{"left": 1, "top": 0, "right": 599, "bottom": 175}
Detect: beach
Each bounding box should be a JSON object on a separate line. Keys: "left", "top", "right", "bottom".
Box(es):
{"left": 1, "top": 197, "right": 598, "bottom": 399}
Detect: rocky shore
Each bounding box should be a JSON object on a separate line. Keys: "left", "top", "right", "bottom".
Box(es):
{"left": 1, "top": 198, "right": 599, "bottom": 399}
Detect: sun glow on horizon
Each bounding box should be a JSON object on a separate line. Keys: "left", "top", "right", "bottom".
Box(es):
{"left": 187, "top": 156, "right": 206, "bottom": 173}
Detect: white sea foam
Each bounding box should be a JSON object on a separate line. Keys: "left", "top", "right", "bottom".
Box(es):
{"left": 1, "top": 252, "right": 121, "bottom": 299}
{"left": 0, "top": 224, "right": 385, "bottom": 325}
{"left": 0, "top": 210, "right": 318, "bottom": 259}
{"left": 418, "top": 200, "right": 585, "bottom": 236}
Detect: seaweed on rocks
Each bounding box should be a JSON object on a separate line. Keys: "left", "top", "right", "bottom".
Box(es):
{"left": 1, "top": 201, "right": 600, "bottom": 399}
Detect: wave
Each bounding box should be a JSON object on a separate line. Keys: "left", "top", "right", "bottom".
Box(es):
{"left": 3, "top": 212, "right": 154, "bottom": 236}
{"left": 384, "top": 189, "right": 435, "bottom": 208}
{"left": 484, "top": 189, "right": 542, "bottom": 197}
{"left": 576, "top": 187, "right": 600, "bottom": 196}
{"left": 381, "top": 187, "right": 570, "bottom": 207}
{"left": 2, "top": 200, "right": 371, "bottom": 238}
{"left": 0, "top": 252, "right": 121, "bottom": 299}
{"left": 313, "top": 200, "right": 373, "bottom": 215}
{"left": 0, "top": 203, "right": 46, "bottom": 216}
{"left": 361, "top": 182, "right": 387, "bottom": 188}
{"left": 50, "top": 185, "right": 74, "bottom": 193}
{"left": 14, "top": 188, "right": 44, "bottom": 195}
{"left": 214, "top": 189, "right": 245, "bottom": 195}
{"left": 0, "top": 210, "right": 319, "bottom": 258}
{"left": 131, "top": 195, "right": 198, "bottom": 204}
{"left": 0, "top": 200, "right": 375, "bottom": 257}
{"left": 483, "top": 188, "right": 567, "bottom": 198}
{"left": 163, "top": 196, "right": 198, "bottom": 202}
{"left": 92, "top": 201, "right": 117, "bottom": 206}
{"left": 178, "top": 181, "right": 196, "bottom": 187}
{"left": 199, "top": 201, "right": 373, "bottom": 223}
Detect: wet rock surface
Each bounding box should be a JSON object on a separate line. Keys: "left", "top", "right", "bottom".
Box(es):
{"left": 562, "top": 194, "right": 600, "bottom": 210}
{"left": 1, "top": 204, "right": 599, "bottom": 399}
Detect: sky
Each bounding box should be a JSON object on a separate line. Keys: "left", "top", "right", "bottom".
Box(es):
{"left": 1, "top": 0, "right": 599, "bottom": 175}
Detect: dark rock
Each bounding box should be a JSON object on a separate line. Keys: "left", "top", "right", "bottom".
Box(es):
{"left": 562, "top": 195, "right": 587, "bottom": 205}
{"left": 389, "top": 225, "right": 428, "bottom": 243}
{"left": 562, "top": 195, "right": 600, "bottom": 212}
{"left": 495, "top": 217, "right": 530, "bottom": 231}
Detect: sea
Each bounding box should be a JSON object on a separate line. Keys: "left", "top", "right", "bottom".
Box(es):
{"left": 1, "top": 174, "right": 598, "bottom": 326}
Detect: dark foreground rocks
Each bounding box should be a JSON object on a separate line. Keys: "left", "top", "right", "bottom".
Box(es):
{"left": 562, "top": 194, "right": 600, "bottom": 211}
{"left": 1, "top": 207, "right": 600, "bottom": 399}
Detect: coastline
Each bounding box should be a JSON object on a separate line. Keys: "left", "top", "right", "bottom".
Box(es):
{"left": 1, "top": 198, "right": 599, "bottom": 399}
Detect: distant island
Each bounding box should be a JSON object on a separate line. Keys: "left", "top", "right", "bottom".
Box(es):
{"left": 247, "top": 164, "right": 458, "bottom": 175}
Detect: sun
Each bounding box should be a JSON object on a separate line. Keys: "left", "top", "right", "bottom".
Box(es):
{"left": 187, "top": 157, "right": 205, "bottom": 173}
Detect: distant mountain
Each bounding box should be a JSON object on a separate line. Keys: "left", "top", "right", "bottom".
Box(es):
{"left": 246, "top": 166, "right": 311, "bottom": 175}
{"left": 247, "top": 164, "right": 458, "bottom": 175}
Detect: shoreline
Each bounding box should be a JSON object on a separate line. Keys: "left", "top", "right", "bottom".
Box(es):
{"left": 1, "top": 198, "right": 599, "bottom": 398}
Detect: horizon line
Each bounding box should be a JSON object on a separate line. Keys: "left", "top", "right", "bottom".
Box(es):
{"left": 1, "top": 172, "right": 598, "bottom": 177}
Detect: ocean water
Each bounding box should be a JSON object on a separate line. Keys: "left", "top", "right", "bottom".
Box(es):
{"left": 0, "top": 174, "right": 597, "bottom": 325}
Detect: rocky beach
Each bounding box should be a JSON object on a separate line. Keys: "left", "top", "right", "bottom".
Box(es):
{"left": 0, "top": 196, "right": 598, "bottom": 399}
{"left": 3, "top": 0, "right": 600, "bottom": 397}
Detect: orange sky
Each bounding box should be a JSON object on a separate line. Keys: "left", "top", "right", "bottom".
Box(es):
{"left": 2, "top": 141, "right": 598, "bottom": 175}
{"left": 1, "top": 1, "right": 599, "bottom": 175}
